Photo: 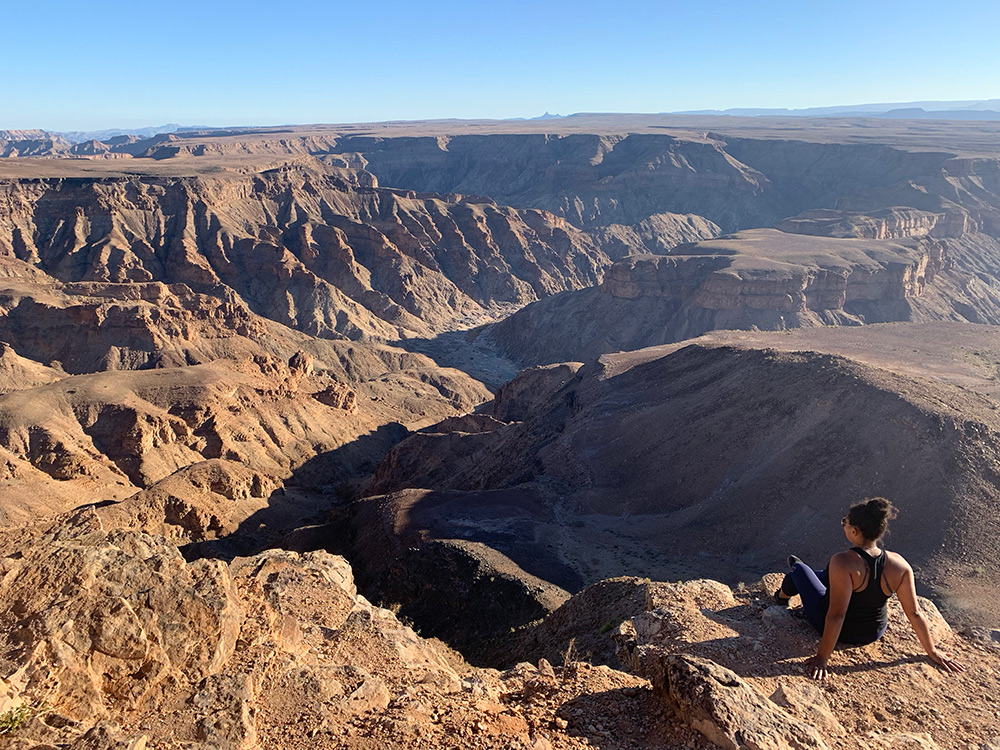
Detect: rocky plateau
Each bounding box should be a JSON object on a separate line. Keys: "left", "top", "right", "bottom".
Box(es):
{"left": 486, "top": 227, "right": 1000, "bottom": 366}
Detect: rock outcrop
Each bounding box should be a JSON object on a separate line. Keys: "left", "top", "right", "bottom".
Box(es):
{"left": 92, "top": 459, "right": 275, "bottom": 544}
{"left": 0, "top": 513, "right": 245, "bottom": 724}
{"left": 4, "top": 509, "right": 996, "bottom": 750}
{"left": 608, "top": 576, "right": 999, "bottom": 750}
{"left": 485, "top": 229, "right": 1000, "bottom": 366}
{"left": 775, "top": 207, "right": 971, "bottom": 240}
{"left": 655, "top": 654, "right": 829, "bottom": 750}
{"left": 349, "top": 488, "right": 571, "bottom": 661}
{"left": 491, "top": 362, "right": 582, "bottom": 423}
{"left": 604, "top": 231, "right": 947, "bottom": 311}
{"left": 0, "top": 341, "right": 62, "bottom": 393}
{"left": 0, "top": 510, "right": 469, "bottom": 749}
{"left": 0, "top": 273, "right": 268, "bottom": 374}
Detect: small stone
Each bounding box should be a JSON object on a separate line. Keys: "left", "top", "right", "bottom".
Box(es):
{"left": 538, "top": 658, "right": 556, "bottom": 678}
{"left": 762, "top": 605, "right": 801, "bottom": 628}
{"left": 770, "top": 681, "right": 844, "bottom": 737}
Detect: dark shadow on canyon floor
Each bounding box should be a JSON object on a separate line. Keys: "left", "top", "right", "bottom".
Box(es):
{"left": 179, "top": 421, "right": 408, "bottom": 562}
{"left": 391, "top": 327, "right": 520, "bottom": 391}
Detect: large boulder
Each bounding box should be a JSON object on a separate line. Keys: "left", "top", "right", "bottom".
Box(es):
{"left": 0, "top": 509, "right": 465, "bottom": 749}
{"left": 655, "top": 652, "right": 829, "bottom": 750}
{"left": 0, "top": 510, "right": 242, "bottom": 720}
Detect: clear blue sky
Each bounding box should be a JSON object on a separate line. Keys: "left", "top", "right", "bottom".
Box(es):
{"left": 4, "top": 0, "right": 999, "bottom": 131}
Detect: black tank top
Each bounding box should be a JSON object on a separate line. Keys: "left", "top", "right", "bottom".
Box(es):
{"left": 838, "top": 546, "right": 891, "bottom": 644}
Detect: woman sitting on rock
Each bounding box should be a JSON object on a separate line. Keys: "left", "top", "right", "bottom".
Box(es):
{"left": 775, "top": 497, "right": 964, "bottom": 679}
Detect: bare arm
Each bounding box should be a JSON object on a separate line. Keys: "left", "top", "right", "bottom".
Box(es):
{"left": 806, "top": 554, "right": 852, "bottom": 679}
{"left": 895, "top": 558, "right": 964, "bottom": 673}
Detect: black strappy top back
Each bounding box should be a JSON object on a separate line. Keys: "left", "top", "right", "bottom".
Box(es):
{"left": 839, "top": 546, "right": 891, "bottom": 644}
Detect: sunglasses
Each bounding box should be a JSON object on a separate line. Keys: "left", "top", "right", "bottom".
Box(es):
{"left": 841, "top": 517, "right": 851, "bottom": 527}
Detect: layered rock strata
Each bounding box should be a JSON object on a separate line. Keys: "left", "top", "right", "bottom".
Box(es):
{"left": 0, "top": 164, "right": 609, "bottom": 339}
{"left": 334, "top": 132, "right": 1000, "bottom": 236}
{"left": 775, "top": 207, "right": 973, "bottom": 240}
{"left": 8, "top": 124, "right": 1000, "bottom": 242}
{"left": 486, "top": 229, "right": 1000, "bottom": 366}
{"left": 0, "top": 252, "right": 491, "bottom": 528}
{"left": 603, "top": 231, "right": 947, "bottom": 312}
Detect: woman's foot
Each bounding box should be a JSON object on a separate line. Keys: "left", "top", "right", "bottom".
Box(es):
{"left": 773, "top": 588, "right": 792, "bottom": 606}
{"left": 788, "top": 555, "right": 803, "bottom": 569}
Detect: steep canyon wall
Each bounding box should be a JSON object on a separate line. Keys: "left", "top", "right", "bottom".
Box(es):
{"left": 333, "top": 132, "right": 1000, "bottom": 235}
{"left": 0, "top": 165, "right": 609, "bottom": 340}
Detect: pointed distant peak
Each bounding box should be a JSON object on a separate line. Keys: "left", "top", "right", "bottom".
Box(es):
{"left": 531, "top": 111, "right": 564, "bottom": 120}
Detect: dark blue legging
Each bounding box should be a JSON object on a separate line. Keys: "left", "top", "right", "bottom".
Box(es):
{"left": 780, "top": 562, "right": 830, "bottom": 633}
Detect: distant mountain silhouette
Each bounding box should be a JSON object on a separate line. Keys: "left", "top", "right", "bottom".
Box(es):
{"left": 676, "top": 98, "right": 1000, "bottom": 120}
{"left": 55, "top": 123, "right": 186, "bottom": 143}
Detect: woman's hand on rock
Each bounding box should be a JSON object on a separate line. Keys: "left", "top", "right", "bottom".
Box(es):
{"left": 929, "top": 650, "right": 965, "bottom": 673}
{"left": 804, "top": 654, "right": 829, "bottom": 680}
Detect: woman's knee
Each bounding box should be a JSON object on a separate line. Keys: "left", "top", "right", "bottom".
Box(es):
{"left": 780, "top": 573, "right": 797, "bottom": 596}
{"left": 790, "top": 562, "right": 828, "bottom": 599}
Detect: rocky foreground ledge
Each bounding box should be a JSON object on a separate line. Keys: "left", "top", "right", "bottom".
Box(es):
{"left": 614, "top": 576, "right": 1000, "bottom": 750}
{"left": 0, "top": 512, "right": 997, "bottom": 749}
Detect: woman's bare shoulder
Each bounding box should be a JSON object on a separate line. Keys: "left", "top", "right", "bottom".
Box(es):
{"left": 885, "top": 550, "right": 913, "bottom": 573}
{"left": 829, "top": 550, "right": 858, "bottom": 568}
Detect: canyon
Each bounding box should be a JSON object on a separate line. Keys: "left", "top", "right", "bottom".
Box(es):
{"left": 1, "top": 116, "right": 1000, "bottom": 748}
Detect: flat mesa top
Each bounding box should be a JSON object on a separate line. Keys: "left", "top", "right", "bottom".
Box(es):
{"left": 163, "top": 113, "right": 1000, "bottom": 151}
{"left": 670, "top": 228, "right": 926, "bottom": 270}
{"left": 0, "top": 155, "right": 316, "bottom": 180}
{"left": 1, "top": 113, "right": 999, "bottom": 180}
{"left": 600, "top": 321, "right": 1000, "bottom": 404}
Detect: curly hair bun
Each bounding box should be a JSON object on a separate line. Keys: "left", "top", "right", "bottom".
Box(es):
{"left": 848, "top": 497, "right": 897, "bottom": 541}
{"left": 864, "top": 497, "right": 897, "bottom": 524}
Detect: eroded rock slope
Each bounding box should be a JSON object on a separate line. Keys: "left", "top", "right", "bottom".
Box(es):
{"left": 0, "top": 252, "right": 490, "bottom": 531}
{"left": 336, "top": 131, "right": 1000, "bottom": 235}
{"left": 3, "top": 120, "right": 1000, "bottom": 749}
{"left": 0, "top": 163, "right": 608, "bottom": 339}
{"left": 365, "top": 326, "right": 1000, "bottom": 630}
{"left": 486, "top": 228, "right": 1000, "bottom": 366}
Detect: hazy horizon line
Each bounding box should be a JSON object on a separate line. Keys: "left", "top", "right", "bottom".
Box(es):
{"left": 4, "top": 96, "right": 1000, "bottom": 137}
